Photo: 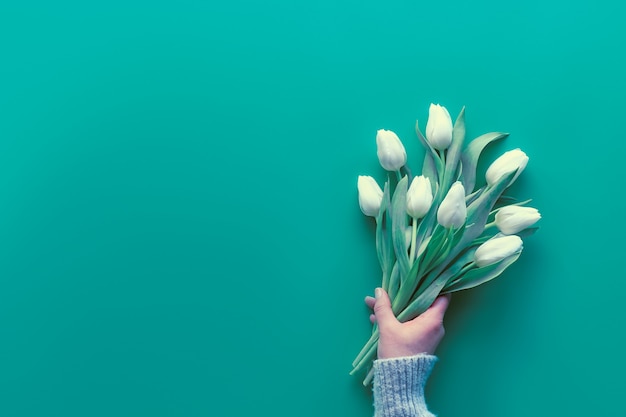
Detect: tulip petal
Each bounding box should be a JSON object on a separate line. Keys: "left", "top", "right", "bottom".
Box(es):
{"left": 406, "top": 176, "right": 433, "bottom": 219}
{"left": 425, "top": 104, "right": 454, "bottom": 150}
{"left": 376, "top": 129, "right": 407, "bottom": 171}
{"left": 485, "top": 148, "right": 528, "bottom": 186}
{"left": 437, "top": 181, "right": 467, "bottom": 228}
{"left": 495, "top": 205, "right": 541, "bottom": 235}
{"left": 461, "top": 132, "right": 509, "bottom": 193}
{"left": 357, "top": 176, "right": 383, "bottom": 216}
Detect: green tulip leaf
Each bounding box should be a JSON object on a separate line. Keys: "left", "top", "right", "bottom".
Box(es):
{"left": 416, "top": 233, "right": 432, "bottom": 260}
{"left": 376, "top": 181, "right": 391, "bottom": 289}
{"left": 397, "top": 273, "right": 449, "bottom": 322}
{"left": 440, "top": 246, "right": 478, "bottom": 283}
{"left": 388, "top": 261, "right": 401, "bottom": 301}
{"left": 495, "top": 195, "right": 521, "bottom": 206}
{"left": 428, "top": 227, "right": 460, "bottom": 274}
{"left": 391, "top": 176, "right": 410, "bottom": 279}
{"left": 401, "top": 164, "right": 413, "bottom": 183}
{"left": 516, "top": 227, "right": 539, "bottom": 239}
{"left": 443, "top": 252, "right": 521, "bottom": 293}
{"left": 392, "top": 225, "right": 449, "bottom": 315}
{"left": 494, "top": 197, "right": 533, "bottom": 211}
{"left": 471, "top": 234, "right": 496, "bottom": 246}
{"left": 422, "top": 154, "right": 437, "bottom": 186}
{"left": 450, "top": 223, "right": 466, "bottom": 249}
{"left": 419, "top": 226, "right": 448, "bottom": 272}
{"left": 415, "top": 121, "right": 443, "bottom": 185}
{"left": 415, "top": 170, "right": 517, "bottom": 291}
{"left": 443, "top": 107, "right": 466, "bottom": 189}
{"left": 461, "top": 132, "right": 509, "bottom": 193}
{"left": 465, "top": 187, "right": 483, "bottom": 206}
{"left": 456, "top": 160, "right": 464, "bottom": 182}
{"left": 419, "top": 225, "right": 466, "bottom": 290}
{"left": 392, "top": 245, "right": 423, "bottom": 314}
{"left": 461, "top": 170, "right": 517, "bottom": 248}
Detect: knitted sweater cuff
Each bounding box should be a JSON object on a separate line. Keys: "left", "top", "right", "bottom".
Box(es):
{"left": 373, "top": 354, "right": 438, "bottom": 417}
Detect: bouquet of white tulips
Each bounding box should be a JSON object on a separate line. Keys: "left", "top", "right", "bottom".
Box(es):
{"left": 352, "top": 104, "right": 540, "bottom": 385}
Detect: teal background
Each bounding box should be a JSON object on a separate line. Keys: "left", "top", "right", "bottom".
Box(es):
{"left": 1, "top": 1, "right": 624, "bottom": 416}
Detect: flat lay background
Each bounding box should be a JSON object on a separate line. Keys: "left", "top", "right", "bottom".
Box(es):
{"left": 1, "top": 1, "right": 624, "bottom": 416}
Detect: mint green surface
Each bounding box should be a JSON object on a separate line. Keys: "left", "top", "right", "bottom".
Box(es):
{"left": 1, "top": 1, "right": 625, "bottom": 416}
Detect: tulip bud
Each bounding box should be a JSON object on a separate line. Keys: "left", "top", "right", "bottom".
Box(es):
{"left": 474, "top": 235, "right": 523, "bottom": 267}
{"left": 485, "top": 148, "right": 529, "bottom": 186}
{"left": 376, "top": 129, "right": 407, "bottom": 171}
{"left": 357, "top": 176, "right": 383, "bottom": 217}
{"left": 495, "top": 206, "right": 541, "bottom": 235}
{"left": 425, "top": 103, "right": 453, "bottom": 150}
{"left": 406, "top": 176, "right": 433, "bottom": 219}
{"left": 437, "top": 181, "right": 466, "bottom": 228}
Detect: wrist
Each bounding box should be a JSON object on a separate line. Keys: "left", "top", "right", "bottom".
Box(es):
{"left": 373, "top": 355, "right": 438, "bottom": 417}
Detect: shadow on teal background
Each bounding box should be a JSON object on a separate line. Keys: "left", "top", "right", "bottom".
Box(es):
{"left": 1, "top": 1, "right": 624, "bottom": 416}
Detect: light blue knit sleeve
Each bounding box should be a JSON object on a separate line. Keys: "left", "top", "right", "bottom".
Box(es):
{"left": 372, "top": 354, "right": 438, "bottom": 417}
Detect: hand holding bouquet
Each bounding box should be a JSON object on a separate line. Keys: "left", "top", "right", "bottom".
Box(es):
{"left": 352, "top": 104, "right": 540, "bottom": 385}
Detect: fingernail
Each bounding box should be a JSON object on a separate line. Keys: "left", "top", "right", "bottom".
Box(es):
{"left": 375, "top": 288, "right": 382, "bottom": 299}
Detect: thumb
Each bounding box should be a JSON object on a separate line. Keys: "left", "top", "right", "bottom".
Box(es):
{"left": 373, "top": 288, "right": 398, "bottom": 328}
{"left": 421, "top": 293, "right": 451, "bottom": 322}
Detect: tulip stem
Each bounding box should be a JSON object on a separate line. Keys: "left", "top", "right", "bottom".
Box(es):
{"left": 381, "top": 270, "right": 388, "bottom": 293}
{"left": 484, "top": 221, "right": 496, "bottom": 230}
{"left": 363, "top": 368, "right": 375, "bottom": 386}
{"left": 438, "top": 151, "right": 447, "bottom": 186}
{"left": 409, "top": 218, "right": 418, "bottom": 264}
{"left": 351, "top": 330, "right": 379, "bottom": 369}
{"left": 395, "top": 170, "right": 402, "bottom": 182}
{"left": 456, "top": 261, "right": 476, "bottom": 278}
{"left": 401, "top": 165, "right": 413, "bottom": 182}
{"left": 443, "top": 261, "right": 477, "bottom": 291}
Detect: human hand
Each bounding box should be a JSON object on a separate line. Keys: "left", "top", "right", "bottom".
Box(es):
{"left": 365, "top": 288, "right": 451, "bottom": 359}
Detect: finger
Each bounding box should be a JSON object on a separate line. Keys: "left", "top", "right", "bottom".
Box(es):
{"left": 369, "top": 314, "right": 376, "bottom": 324}
{"left": 421, "top": 293, "right": 452, "bottom": 322}
{"left": 365, "top": 296, "right": 376, "bottom": 309}
{"left": 373, "top": 288, "right": 398, "bottom": 327}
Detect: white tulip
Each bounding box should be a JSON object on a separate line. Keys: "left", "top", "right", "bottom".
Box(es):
{"left": 376, "top": 129, "right": 407, "bottom": 171}
{"left": 437, "top": 181, "right": 466, "bottom": 228}
{"left": 495, "top": 206, "right": 541, "bottom": 235}
{"left": 425, "top": 103, "right": 453, "bottom": 150}
{"left": 474, "top": 235, "right": 523, "bottom": 267}
{"left": 406, "top": 176, "right": 433, "bottom": 219}
{"left": 485, "top": 148, "right": 529, "bottom": 186}
{"left": 357, "top": 176, "right": 383, "bottom": 217}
